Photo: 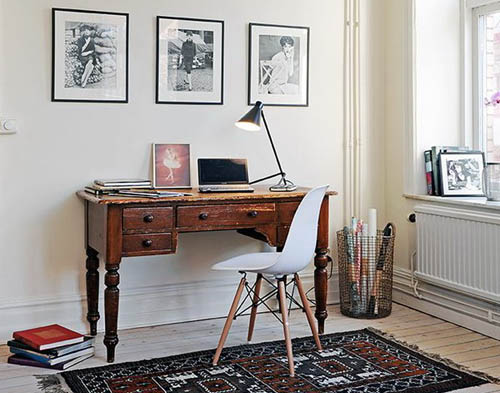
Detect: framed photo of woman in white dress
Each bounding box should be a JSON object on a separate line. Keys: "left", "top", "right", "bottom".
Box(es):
{"left": 248, "top": 23, "right": 309, "bottom": 106}
{"left": 152, "top": 144, "right": 191, "bottom": 188}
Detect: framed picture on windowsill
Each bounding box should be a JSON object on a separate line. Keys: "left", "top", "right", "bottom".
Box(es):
{"left": 156, "top": 16, "right": 224, "bottom": 105}
{"left": 152, "top": 144, "right": 191, "bottom": 189}
{"left": 248, "top": 23, "right": 309, "bottom": 107}
{"left": 52, "top": 8, "right": 129, "bottom": 103}
{"left": 439, "top": 152, "right": 486, "bottom": 197}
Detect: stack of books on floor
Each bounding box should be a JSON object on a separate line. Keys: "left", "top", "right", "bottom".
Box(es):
{"left": 85, "top": 178, "right": 191, "bottom": 198}
{"left": 7, "top": 324, "right": 94, "bottom": 370}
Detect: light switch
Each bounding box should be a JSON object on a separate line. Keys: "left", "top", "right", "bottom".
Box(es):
{"left": 0, "top": 118, "right": 18, "bottom": 134}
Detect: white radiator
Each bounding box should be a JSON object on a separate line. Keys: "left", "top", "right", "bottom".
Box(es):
{"left": 415, "top": 204, "right": 500, "bottom": 304}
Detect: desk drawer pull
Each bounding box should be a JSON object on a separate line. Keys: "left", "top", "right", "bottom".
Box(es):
{"left": 248, "top": 210, "right": 258, "bottom": 217}
{"left": 142, "top": 239, "right": 153, "bottom": 247}
{"left": 199, "top": 213, "right": 208, "bottom": 220}
{"left": 143, "top": 214, "right": 154, "bottom": 223}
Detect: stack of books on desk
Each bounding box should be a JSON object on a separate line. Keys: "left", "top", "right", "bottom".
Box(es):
{"left": 85, "top": 179, "right": 191, "bottom": 198}
{"left": 7, "top": 324, "right": 94, "bottom": 370}
{"left": 84, "top": 178, "right": 152, "bottom": 196}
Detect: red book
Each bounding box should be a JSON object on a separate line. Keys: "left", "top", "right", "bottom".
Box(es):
{"left": 13, "top": 324, "right": 84, "bottom": 351}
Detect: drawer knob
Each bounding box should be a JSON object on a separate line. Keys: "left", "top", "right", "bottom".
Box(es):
{"left": 142, "top": 239, "right": 153, "bottom": 247}
{"left": 248, "top": 210, "right": 259, "bottom": 217}
{"left": 199, "top": 213, "right": 208, "bottom": 220}
{"left": 144, "top": 214, "right": 154, "bottom": 223}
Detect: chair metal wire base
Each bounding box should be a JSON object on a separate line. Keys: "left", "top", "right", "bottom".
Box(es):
{"left": 234, "top": 273, "right": 305, "bottom": 326}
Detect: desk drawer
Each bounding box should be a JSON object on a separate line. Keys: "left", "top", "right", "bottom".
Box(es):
{"left": 278, "top": 202, "right": 300, "bottom": 224}
{"left": 177, "top": 203, "right": 276, "bottom": 228}
{"left": 122, "top": 233, "right": 173, "bottom": 256}
{"left": 123, "top": 207, "right": 173, "bottom": 234}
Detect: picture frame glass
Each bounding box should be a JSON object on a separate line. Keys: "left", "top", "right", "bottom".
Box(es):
{"left": 157, "top": 17, "right": 224, "bottom": 104}
{"left": 153, "top": 144, "right": 191, "bottom": 188}
{"left": 249, "top": 24, "right": 309, "bottom": 106}
{"left": 439, "top": 153, "right": 485, "bottom": 196}
{"left": 52, "top": 9, "right": 128, "bottom": 102}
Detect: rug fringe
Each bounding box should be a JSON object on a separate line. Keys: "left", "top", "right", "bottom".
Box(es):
{"left": 35, "top": 374, "right": 71, "bottom": 393}
{"left": 367, "top": 327, "right": 500, "bottom": 384}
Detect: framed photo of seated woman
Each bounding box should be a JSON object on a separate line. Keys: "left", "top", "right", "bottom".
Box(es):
{"left": 52, "top": 8, "right": 129, "bottom": 103}
{"left": 248, "top": 23, "right": 309, "bottom": 107}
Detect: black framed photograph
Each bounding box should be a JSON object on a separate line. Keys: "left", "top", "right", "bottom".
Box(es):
{"left": 52, "top": 8, "right": 129, "bottom": 103}
{"left": 156, "top": 16, "right": 224, "bottom": 105}
{"left": 439, "top": 152, "right": 486, "bottom": 196}
{"left": 248, "top": 23, "right": 309, "bottom": 107}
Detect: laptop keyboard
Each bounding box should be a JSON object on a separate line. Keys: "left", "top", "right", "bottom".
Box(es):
{"left": 199, "top": 185, "right": 254, "bottom": 193}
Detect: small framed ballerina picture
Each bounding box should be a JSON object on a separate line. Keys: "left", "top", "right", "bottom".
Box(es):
{"left": 152, "top": 144, "right": 191, "bottom": 188}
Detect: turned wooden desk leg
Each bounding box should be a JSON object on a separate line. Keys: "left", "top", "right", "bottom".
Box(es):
{"left": 104, "top": 264, "right": 120, "bottom": 363}
{"left": 314, "top": 248, "right": 329, "bottom": 334}
{"left": 85, "top": 247, "right": 100, "bottom": 336}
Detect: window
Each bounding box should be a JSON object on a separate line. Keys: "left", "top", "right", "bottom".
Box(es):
{"left": 474, "top": 2, "right": 500, "bottom": 162}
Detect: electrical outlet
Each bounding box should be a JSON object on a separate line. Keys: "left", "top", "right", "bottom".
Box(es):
{"left": 0, "top": 118, "right": 18, "bottom": 134}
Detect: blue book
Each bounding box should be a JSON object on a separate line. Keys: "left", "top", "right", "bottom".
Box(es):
{"left": 9, "top": 346, "right": 94, "bottom": 366}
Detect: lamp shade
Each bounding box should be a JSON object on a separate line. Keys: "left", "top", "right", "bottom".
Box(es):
{"left": 235, "top": 101, "right": 264, "bottom": 131}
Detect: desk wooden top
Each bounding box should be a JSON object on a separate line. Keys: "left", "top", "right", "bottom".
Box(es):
{"left": 77, "top": 186, "right": 337, "bottom": 205}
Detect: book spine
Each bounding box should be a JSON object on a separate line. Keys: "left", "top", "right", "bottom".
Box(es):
{"left": 424, "top": 150, "right": 434, "bottom": 195}
{"left": 8, "top": 355, "right": 54, "bottom": 369}
{"left": 9, "top": 347, "right": 50, "bottom": 363}
{"left": 12, "top": 333, "right": 41, "bottom": 351}
{"left": 431, "top": 147, "right": 442, "bottom": 196}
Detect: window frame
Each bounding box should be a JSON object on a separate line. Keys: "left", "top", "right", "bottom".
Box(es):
{"left": 472, "top": 1, "right": 500, "bottom": 160}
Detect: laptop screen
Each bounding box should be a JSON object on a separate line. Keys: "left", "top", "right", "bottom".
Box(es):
{"left": 198, "top": 159, "right": 249, "bottom": 185}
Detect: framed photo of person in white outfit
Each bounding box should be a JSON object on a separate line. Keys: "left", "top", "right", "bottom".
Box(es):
{"left": 248, "top": 23, "right": 309, "bottom": 107}
{"left": 152, "top": 144, "right": 191, "bottom": 188}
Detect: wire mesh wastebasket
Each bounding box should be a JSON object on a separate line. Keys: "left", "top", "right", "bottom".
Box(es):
{"left": 336, "top": 224, "right": 396, "bottom": 318}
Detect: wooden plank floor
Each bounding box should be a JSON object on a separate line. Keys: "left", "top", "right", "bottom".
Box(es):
{"left": 0, "top": 303, "right": 498, "bottom": 392}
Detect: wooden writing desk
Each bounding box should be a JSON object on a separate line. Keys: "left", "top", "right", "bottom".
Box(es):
{"left": 77, "top": 186, "right": 335, "bottom": 362}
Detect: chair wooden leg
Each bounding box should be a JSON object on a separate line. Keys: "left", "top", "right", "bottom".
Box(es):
{"left": 212, "top": 276, "right": 246, "bottom": 366}
{"left": 295, "top": 273, "right": 322, "bottom": 351}
{"left": 278, "top": 278, "right": 295, "bottom": 377}
{"left": 247, "top": 273, "right": 263, "bottom": 342}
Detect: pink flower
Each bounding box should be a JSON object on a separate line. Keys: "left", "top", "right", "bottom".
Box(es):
{"left": 485, "top": 91, "right": 500, "bottom": 106}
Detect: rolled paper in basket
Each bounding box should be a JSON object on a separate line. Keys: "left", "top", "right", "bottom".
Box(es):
{"left": 361, "top": 223, "right": 369, "bottom": 313}
{"left": 344, "top": 226, "right": 359, "bottom": 314}
{"left": 350, "top": 221, "right": 363, "bottom": 315}
{"left": 373, "top": 223, "right": 394, "bottom": 314}
{"left": 368, "top": 208, "right": 377, "bottom": 237}
{"left": 344, "top": 227, "right": 355, "bottom": 282}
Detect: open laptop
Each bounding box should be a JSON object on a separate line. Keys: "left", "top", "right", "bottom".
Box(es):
{"left": 198, "top": 158, "right": 255, "bottom": 193}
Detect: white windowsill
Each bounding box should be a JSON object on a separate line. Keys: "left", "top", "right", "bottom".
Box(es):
{"left": 404, "top": 194, "right": 500, "bottom": 213}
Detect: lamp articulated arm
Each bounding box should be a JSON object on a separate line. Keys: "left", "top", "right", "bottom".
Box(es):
{"left": 236, "top": 102, "right": 297, "bottom": 191}
{"left": 249, "top": 110, "right": 287, "bottom": 185}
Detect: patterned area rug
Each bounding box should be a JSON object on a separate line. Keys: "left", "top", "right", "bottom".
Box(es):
{"left": 38, "top": 328, "right": 489, "bottom": 393}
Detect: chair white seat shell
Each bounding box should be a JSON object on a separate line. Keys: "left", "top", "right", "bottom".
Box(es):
{"left": 212, "top": 252, "right": 280, "bottom": 272}
{"left": 211, "top": 185, "right": 329, "bottom": 377}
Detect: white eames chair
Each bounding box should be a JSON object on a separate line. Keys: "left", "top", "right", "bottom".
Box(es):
{"left": 211, "top": 185, "right": 329, "bottom": 376}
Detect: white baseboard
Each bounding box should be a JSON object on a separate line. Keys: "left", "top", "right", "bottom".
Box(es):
{"left": 393, "top": 266, "right": 500, "bottom": 340}
{"left": 0, "top": 273, "right": 339, "bottom": 343}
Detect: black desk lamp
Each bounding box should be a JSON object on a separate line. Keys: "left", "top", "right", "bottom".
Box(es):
{"left": 235, "top": 101, "right": 297, "bottom": 192}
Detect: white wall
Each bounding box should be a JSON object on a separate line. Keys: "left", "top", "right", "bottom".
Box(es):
{"left": 0, "top": 0, "right": 349, "bottom": 339}
{"left": 360, "top": 0, "right": 386, "bottom": 223}
{"left": 384, "top": 0, "right": 464, "bottom": 270}
{"left": 415, "top": 0, "right": 462, "bottom": 192}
